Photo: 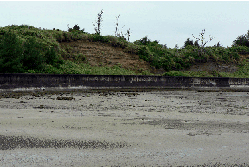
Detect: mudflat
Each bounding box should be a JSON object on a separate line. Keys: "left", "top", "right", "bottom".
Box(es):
{"left": 0, "top": 90, "right": 248, "bottom": 166}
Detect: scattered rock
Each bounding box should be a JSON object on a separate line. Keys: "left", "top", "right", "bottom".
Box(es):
{"left": 56, "top": 96, "right": 75, "bottom": 100}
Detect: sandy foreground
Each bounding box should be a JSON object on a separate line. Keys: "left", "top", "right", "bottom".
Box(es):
{"left": 0, "top": 90, "right": 248, "bottom": 167}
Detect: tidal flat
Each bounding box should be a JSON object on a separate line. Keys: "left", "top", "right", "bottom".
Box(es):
{"left": 0, "top": 91, "right": 248, "bottom": 166}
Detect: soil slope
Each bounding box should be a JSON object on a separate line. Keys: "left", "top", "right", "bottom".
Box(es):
{"left": 60, "top": 40, "right": 167, "bottom": 74}
{"left": 60, "top": 40, "right": 248, "bottom": 75}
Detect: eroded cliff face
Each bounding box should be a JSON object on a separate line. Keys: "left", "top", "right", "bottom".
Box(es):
{"left": 185, "top": 54, "right": 248, "bottom": 74}
{"left": 60, "top": 40, "right": 248, "bottom": 75}
{"left": 185, "top": 60, "right": 238, "bottom": 73}
{"left": 60, "top": 40, "right": 162, "bottom": 74}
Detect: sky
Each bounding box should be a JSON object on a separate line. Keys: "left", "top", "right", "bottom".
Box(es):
{"left": 0, "top": 1, "right": 249, "bottom": 48}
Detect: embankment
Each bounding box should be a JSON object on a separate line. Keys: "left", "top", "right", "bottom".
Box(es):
{"left": 0, "top": 73, "right": 248, "bottom": 92}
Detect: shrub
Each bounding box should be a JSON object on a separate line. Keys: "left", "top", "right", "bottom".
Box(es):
{"left": 229, "top": 46, "right": 249, "bottom": 55}
{"left": 211, "top": 70, "right": 222, "bottom": 77}
{"left": 22, "top": 36, "right": 45, "bottom": 72}
{"left": 163, "top": 71, "right": 190, "bottom": 77}
{"left": 74, "top": 53, "right": 86, "bottom": 62}
{"left": 232, "top": 30, "right": 249, "bottom": 47}
{"left": 62, "top": 32, "right": 72, "bottom": 42}
{"left": 124, "top": 43, "right": 139, "bottom": 54}
{"left": 183, "top": 38, "right": 194, "bottom": 48}
{"left": 90, "top": 34, "right": 108, "bottom": 43}
{"left": 137, "top": 46, "right": 151, "bottom": 62}
{"left": 0, "top": 30, "right": 24, "bottom": 73}
{"left": 67, "top": 24, "right": 86, "bottom": 34}
{"left": 45, "top": 46, "right": 63, "bottom": 68}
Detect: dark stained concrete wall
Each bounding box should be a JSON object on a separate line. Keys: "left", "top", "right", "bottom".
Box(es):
{"left": 0, "top": 73, "right": 248, "bottom": 92}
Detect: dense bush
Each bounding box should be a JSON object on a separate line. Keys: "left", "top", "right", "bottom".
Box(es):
{"left": 22, "top": 36, "right": 45, "bottom": 71}
{"left": 229, "top": 45, "right": 249, "bottom": 55}
{"left": 132, "top": 35, "right": 247, "bottom": 72}
{"left": 0, "top": 30, "right": 24, "bottom": 73}
{"left": 0, "top": 26, "right": 63, "bottom": 73}
{"left": 134, "top": 37, "right": 202, "bottom": 71}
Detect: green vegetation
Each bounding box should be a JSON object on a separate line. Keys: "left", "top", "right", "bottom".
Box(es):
{"left": 134, "top": 36, "right": 248, "bottom": 72}
{"left": 0, "top": 25, "right": 148, "bottom": 75}
{"left": 232, "top": 30, "right": 249, "bottom": 47}
{"left": 45, "top": 60, "right": 150, "bottom": 75}
{"left": 163, "top": 63, "right": 249, "bottom": 78}
{"left": 0, "top": 26, "right": 63, "bottom": 73}
{"left": 0, "top": 15, "right": 248, "bottom": 78}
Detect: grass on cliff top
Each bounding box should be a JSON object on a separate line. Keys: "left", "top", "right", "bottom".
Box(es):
{"left": 0, "top": 25, "right": 248, "bottom": 78}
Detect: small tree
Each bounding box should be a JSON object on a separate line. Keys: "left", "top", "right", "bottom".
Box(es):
{"left": 183, "top": 38, "right": 194, "bottom": 48}
{"left": 183, "top": 38, "right": 199, "bottom": 48}
{"left": 194, "top": 40, "right": 199, "bottom": 47}
{"left": 125, "top": 28, "right": 131, "bottom": 41}
{"left": 232, "top": 30, "right": 249, "bottom": 47}
{"left": 192, "top": 29, "right": 214, "bottom": 57}
{"left": 192, "top": 29, "right": 214, "bottom": 48}
{"left": 93, "top": 9, "right": 104, "bottom": 35}
{"left": 134, "top": 36, "right": 151, "bottom": 45}
{"left": 214, "top": 41, "right": 223, "bottom": 47}
{"left": 73, "top": 24, "right": 80, "bottom": 31}
{"left": 115, "top": 14, "right": 121, "bottom": 37}
{"left": 67, "top": 24, "right": 85, "bottom": 33}
{"left": 175, "top": 44, "right": 179, "bottom": 49}
{"left": 114, "top": 14, "right": 131, "bottom": 41}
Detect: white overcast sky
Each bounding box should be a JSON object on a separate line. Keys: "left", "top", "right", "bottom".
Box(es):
{"left": 0, "top": 1, "right": 249, "bottom": 48}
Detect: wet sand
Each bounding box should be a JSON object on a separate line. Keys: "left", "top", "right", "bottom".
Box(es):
{"left": 0, "top": 91, "right": 248, "bottom": 166}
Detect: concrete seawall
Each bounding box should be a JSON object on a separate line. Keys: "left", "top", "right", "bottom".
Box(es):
{"left": 0, "top": 73, "right": 248, "bottom": 92}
